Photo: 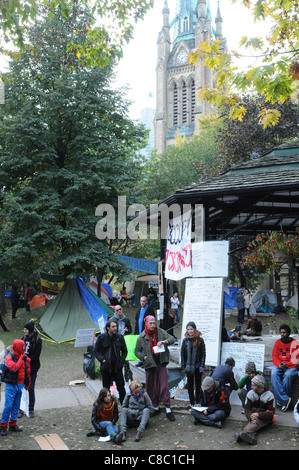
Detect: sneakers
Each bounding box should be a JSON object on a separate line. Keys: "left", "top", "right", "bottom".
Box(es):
{"left": 281, "top": 397, "right": 292, "bottom": 412}
{"left": 0, "top": 428, "right": 7, "bottom": 437}
{"left": 135, "top": 430, "right": 142, "bottom": 442}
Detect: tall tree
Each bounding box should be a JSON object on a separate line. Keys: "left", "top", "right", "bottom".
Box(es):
{"left": 0, "top": 0, "right": 152, "bottom": 67}
{"left": 0, "top": 2, "right": 147, "bottom": 283}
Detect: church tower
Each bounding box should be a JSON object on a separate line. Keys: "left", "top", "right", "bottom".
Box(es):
{"left": 154, "top": 0, "right": 226, "bottom": 154}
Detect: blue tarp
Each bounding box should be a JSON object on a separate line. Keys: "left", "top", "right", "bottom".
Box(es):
{"left": 76, "top": 278, "right": 110, "bottom": 325}
{"left": 224, "top": 287, "right": 243, "bottom": 310}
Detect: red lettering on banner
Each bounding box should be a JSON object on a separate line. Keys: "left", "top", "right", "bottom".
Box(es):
{"left": 165, "top": 244, "right": 191, "bottom": 273}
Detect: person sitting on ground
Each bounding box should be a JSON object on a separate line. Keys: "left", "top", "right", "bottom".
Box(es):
{"left": 243, "top": 314, "right": 262, "bottom": 336}
{"left": 235, "top": 375, "right": 275, "bottom": 445}
{"left": 120, "top": 380, "right": 154, "bottom": 442}
{"left": 190, "top": 376, "right": 231, "bottom": 429}
{"left": 86, "top": 387, "right": 123, "bottom": 445}
{"left": 271, "top": 323, "right": 299, "bottom": 412}
{"left": 237, "top": 362, "right": 268, "bottom": 412}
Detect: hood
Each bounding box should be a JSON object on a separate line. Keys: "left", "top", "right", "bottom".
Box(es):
{"left": 13, "top": 339, "right": 26, "bottom": 357}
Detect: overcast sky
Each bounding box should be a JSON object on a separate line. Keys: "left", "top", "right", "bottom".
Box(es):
{"left": 114, "top": 0, "right": 271, "bottom": 120}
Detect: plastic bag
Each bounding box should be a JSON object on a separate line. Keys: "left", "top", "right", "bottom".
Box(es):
{"left": 83, "top": 346, "right": 96, "bottom": 380}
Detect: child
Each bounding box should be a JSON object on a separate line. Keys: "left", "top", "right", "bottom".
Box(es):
{"left": 86, "top": 387, "right": 122, "bottom": 445}
{"left": 120, "top": 380, "right": 154, "bottom": 442}
{"left": 0, "top": 339, "right": 31, "bottom": 436}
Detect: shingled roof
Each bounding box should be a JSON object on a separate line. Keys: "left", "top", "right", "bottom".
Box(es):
{"left": 155, "top": 141, "right": 299, "bottom": 238}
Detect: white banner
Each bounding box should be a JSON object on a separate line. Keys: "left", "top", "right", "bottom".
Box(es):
{"left": 165, "top": 210, "right": 192, "bottom": 281}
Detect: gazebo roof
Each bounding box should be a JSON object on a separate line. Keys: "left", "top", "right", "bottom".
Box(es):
{"left": 154, "top": 141, "right": 299, "bottom": 238}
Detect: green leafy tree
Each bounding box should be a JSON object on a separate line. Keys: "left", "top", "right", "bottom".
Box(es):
{"left": 0, "top": 0, "right": 152, "bottom": 67}
{"left": 0, "top": 2, "right": 147, "bottom": 283}
{"left": 189, "top": 0, "right": 299, "bottom": 128}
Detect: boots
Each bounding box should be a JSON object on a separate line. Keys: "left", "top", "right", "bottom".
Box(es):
{"left": 135, "top": 430, "right": 142, "bottom": 441}
{"left": 111, "top": 432, "right": 123, "bottom": 445}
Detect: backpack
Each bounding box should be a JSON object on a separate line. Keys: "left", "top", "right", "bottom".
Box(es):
{"left": 0, "top": 361, "right": 8, "bottom": 384}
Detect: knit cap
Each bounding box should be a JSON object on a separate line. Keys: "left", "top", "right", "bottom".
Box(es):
{"left": 245, "top": 362, "right": 257, "bottom": 374}
{"left": 201, "top": 376, "right": 215, "bottom": 391}
{"left": 24, "top": 321, "right": 35, "bottom": 333}
{"left": 251, "top": 375, "right": 265, "bottom": 388}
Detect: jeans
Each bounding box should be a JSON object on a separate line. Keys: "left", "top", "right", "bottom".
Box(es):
{"left": 1, "top": 383, "right": 24, "bottom": 426}
{"left": 271, "top": 366, "right": 298, "bottom": 406}
{"left": 98, "top": 421, "right": 119, "bottom": 437}
{"left": 191, "top": 408, "right": 226, "bottom": 426}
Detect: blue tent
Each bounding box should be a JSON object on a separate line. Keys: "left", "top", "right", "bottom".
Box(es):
{"left": 40, "top": 278, "right": 114, "bottom": 343}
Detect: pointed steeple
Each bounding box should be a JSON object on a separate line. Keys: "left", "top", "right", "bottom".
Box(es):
{"left": 215, "top": 1, "right": 223, "bottom": 39}
{"left": 162, "top": 0, "right": 170, "bottom": 27}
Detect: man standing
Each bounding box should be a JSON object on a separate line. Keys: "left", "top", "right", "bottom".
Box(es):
{"left": 24, "top": 283, "right": 33, "bottom": 314}
{"left": 236, "top": 289, "right": 245, "bottom": 324}
{"left": 134, "top": 296, "right": 155, "bottom": 335}
{"left": 271, "top": 323, "right": 299, "bottom": 411}
{"left": 135, "top": 316, "right": 176, "bottom": 421}
{"left": 94, "top": 319, "right": 127, "bottom": 404}
{"left": 235, "top": 375, "right": 275, "bottom": 445}
{"left": 111, "top": 305, "right": 133, "bottom": 382}
{"left": 19, "top": 321, "right": 42, "bottom": 418}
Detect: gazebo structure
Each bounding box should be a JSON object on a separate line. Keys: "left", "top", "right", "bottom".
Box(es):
{"left": 144, "top": 141, "right": 299, "bottom": 315}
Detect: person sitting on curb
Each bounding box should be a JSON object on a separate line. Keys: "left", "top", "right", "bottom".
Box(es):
{"left": 86, "top": 387, "right": 123, "bottom": 445}
{"left": 120, "top": 380, "right": 154, "bottom": 442}
{"left": 237, "top": 361, "right": 268, "bottom": 413}
{"left": 190, "top": 376, "right": 231, "bottom": 429}
{"left": 235, "top": 375, "right": 275, "bottom": 445}
{"left": 271, "top": 323, "right": 299, "bottom": 412}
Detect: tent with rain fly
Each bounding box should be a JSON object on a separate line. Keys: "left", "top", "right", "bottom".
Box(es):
{"left": 39, "top": 278, "right": 114, "bottom": 343}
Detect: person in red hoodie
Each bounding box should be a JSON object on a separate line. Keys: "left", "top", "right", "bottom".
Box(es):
{"left": 271, "top": 324, "right": 299, "bottom": 412}
{"left": 0, "top": 339, "right": 31, "bottom": 436}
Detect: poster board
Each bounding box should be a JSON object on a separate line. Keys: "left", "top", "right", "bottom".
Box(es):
{"left": 182, "top": 277, "right": 223, "bottom": 366}
{"left": 74, "top": 328, "right": 96, "bottom": 348}
{"left": 192, "top": 240, "right": 229, "bottom": 278}
{"left": 221, "top": 342, "right": 265, "bottom": 405}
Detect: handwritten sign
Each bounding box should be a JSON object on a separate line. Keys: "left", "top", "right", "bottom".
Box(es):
{"left": 165, "top": 210, "right": 192, "bottom": 281}
{"left": 182, "top": 277, "right": 223, "bottom": 366}
{"left": 192, "top": 240, "right": 229, "bottom": 278}
{"left": 74, "top": 328, "right": 96, "bottom": 347}
{"left": 221, "top": 342, "right": 265, "bottom": 405}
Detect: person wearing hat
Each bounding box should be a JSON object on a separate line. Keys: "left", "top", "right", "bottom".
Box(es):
{"left": 211, "top": 357, "right": 239, "bottom": 393}
{"left": 237, "top": 362, "right": 268, "bottom": 412}
{"left": 235, "top": 374, "right": 275, "bottom": 445}
{"left": 135, "top": 315, "right": 176, "bottom": 421}
{"left": 181, "top": 322, "right": 206, "bottom": 406}
{"left": 18, "top": 321, "right": 42, "bottom": 418}
{"left": 190, "top": 376, "right": 231, "bottom": 428}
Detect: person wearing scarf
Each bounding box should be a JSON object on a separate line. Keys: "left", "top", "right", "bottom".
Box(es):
{"left": 135, "top": 315, "right": 176, "bottom": 421}
{"left": 86, "top": 387, "right": 123, "bottom": 445}
{"left": 120, "top": 380, "right": 154, "bottom": 442}
{"left": 181, "top": 321, "right": 206, "bottom": 406}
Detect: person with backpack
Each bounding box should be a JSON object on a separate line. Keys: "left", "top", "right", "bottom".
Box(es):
{"left": 0, "top": 339, "right": 31, "bottom": 436}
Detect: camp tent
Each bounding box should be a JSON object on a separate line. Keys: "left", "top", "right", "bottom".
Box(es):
{"left": 87, "top": 278, "right": 113, "bottom": 304}
{"left": 30, "top": 293, "right": 50, "bottom": 308}
{"left": 39, "top": 278, "right": 114, "bottom": 343}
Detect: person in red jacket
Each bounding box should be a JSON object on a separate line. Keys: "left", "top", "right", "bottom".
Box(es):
{"left": 0, "top": 339, "right": 31, "bottom": 436}
{"left": 271, "top": 324, "right": 299, "bottom": 412}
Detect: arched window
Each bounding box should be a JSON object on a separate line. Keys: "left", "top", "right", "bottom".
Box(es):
{"left": 191, "top": 79, "right": 195, "bottom": 122}
{"left": 173, "top": 83, "right": 178, "bottom": 126}
{"left": 183, "top": 16, "right": 189, "bottom": 33}
{"left": 182, "top": 81, "right": 187, "bottom": 124}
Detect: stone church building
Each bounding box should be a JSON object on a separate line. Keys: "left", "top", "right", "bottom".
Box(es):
{"left": 154, "top": 0, "right": 226, "bottom": 154}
